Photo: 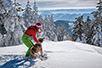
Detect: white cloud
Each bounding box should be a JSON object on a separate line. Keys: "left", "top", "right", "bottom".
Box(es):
{"left": 15, "top": 0, "right": 98, "bottom": 8}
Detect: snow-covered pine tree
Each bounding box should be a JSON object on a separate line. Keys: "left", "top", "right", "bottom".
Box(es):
{"left": 43, "top": 15, "right": 50, "bottom": 40}
{"left": 44, "top": 15, "right": 56, "bottom": 41}
{"left": 23, "top": 0, "right": 32, "bottom": 28}
{"left": 12, "top": 0, "right": 24, "bottom": 12}
{"left": 56, "top": 25, "right": 69, "bottom": 41}
{"left": 0, "top": 0, "right": 8, "bottom": 46}
{"left": 56, "top": 25, "right": 63, "bottom": 41}
{"left": 39, "top": 15, "right": 56, "bottom": 41}
{"left": 0, "top": 17, "right": 7, "bottom": 47}
{"left": 72, "top": 18, "right": 78, "bottom": 41}
{"left": 83, "top": 16, "right": 93, "bottom": 44}
{"left": 91, "top": 0, "right": 102, "bottom": 47}
{"left": 5, "top": 0, "right": 24, "bottom": 46}
{"left": 0, "top": 0, "right": 26, "bottom": 46}
{"left": 32, "top": 0, "right": 39, "bottom": 24}
{"left": 0, "top": 0, "right": 7, "bottom": 14}
{"left": 48, "top": 15, "right": 56, "bottom": 41}
{"left": 72, "top": 16, "right": 84, "bottom": 42}
{"left": 63, "top": 29, "right": 71, "bottom": 41}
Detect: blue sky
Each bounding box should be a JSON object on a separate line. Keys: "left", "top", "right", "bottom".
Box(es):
{"left": 15, "top": 0, "right": 98, "bottom": 9}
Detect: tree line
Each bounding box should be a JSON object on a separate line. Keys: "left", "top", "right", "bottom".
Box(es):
{"left": 72, "top": 0, "right": 102, "bottom": 47}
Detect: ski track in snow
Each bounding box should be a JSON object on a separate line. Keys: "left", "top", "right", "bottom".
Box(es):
{"left": 0, "top": 41, "right": 102, "bottom": 68}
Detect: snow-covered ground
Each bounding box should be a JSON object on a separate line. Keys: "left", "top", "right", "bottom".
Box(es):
{"left": 0, "top": 40, "right": 102, "bottom": 68}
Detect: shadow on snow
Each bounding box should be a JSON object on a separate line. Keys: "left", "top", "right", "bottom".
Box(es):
{"left": 0, "top": 55, "right": 37, "bottom": 68}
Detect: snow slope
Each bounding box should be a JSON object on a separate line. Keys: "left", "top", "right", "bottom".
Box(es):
{"left": 0, "top": 41, "right": 102, "bottom": 68}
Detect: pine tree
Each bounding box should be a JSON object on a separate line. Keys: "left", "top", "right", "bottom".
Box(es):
{"left": 56, "top": 25, "right": 66, "bottom": 41}
{"left": 72, "top": 19, "right": 78, "bottom": 41}
{"left": 0, "top": 17, "right": 7, "bottom": 46}
{"left": 0, "top": 0, "right": 26, "bottom": 46}
{"left": 13, "top": 0, "right": 24, "bottom": 12}
{"left": 91, "top": 0, "right": 102, "bottom": 47}
{"left": 48, "top": 15, "right": 56, "bottom": 41}
{"left": 43, "top": 15, "right": 50, "bottom": 40}
{"left": 23, "top": 1, "right": 32, "bottom": 28}
{"left": 63, "top": 29, "right": 71, "bottom": 41}
{"left": 0, "top": 0, "right": 7, "bottom": 14}
{"left": 0, "top": 0, "right": 7, "bottom": 46}
{"left": 83, "top": 16, "right": 93, "bottom": 44}
{"left": 4, "top": 0, "right": 24, "bottom": 46}
{"left": 72, "top": 16, "right": 84, "bottom": 42}
{"left": 32, "top": 0, "right": 39, "bottom": 23}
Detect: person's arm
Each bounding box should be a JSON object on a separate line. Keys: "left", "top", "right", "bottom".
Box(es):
{"left": 32, "top": 33, "right": 39, "bottom": 43}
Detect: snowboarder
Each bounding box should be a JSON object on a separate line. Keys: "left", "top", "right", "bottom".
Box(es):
{"left": 22, "top": 22, "right": 42, "bottom": 57}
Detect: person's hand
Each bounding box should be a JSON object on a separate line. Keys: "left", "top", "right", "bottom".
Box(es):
{"left": 38, "top": 29, "right": 42, "bottom": 33}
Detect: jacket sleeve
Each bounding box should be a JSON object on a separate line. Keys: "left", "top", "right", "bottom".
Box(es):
{"left": 32, "top": 33, "right": 39, "bottom": 43}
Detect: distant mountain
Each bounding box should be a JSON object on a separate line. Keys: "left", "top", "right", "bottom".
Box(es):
{"left": 39, "top": 8, "right": 95, "bottom": 21}
{"left": 39, "top": 9, "right": 96, "bottom": 14}
{"left": 54, "top": 20, "right": 74, "bottom": 36}
{"left": 53, "top": 13, "right": 94, "bottom": 21}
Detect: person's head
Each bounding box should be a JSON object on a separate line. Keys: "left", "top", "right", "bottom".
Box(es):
{"left": 38, "top": 37, "right": 43, "bottom": 43}
{"left": 35, "top": 22, "right": 42, "bottom": 29}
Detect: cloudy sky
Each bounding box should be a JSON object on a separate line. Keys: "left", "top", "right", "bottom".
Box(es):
{"left": 15, "top": 0, "right": 99, "bottom": 9}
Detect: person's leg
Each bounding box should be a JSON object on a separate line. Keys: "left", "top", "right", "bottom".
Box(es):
{"left": 25, "top": 39, "right": 34, "bottom": 56}
{"left": 22, "top": 34, "right": 34, "bottom": 56}
{"left": 25, "top": 48, "right": 31, "bottom": 56}
{"left": 29, "top": 39, "right": 35, "bottom": 46}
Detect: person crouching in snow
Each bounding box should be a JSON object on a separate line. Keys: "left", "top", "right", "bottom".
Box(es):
{"left": 22, "top": 22, "right": 42, "bottom": 57}
{"left": 30, "top": 37, "right": 43, "bottom": 59}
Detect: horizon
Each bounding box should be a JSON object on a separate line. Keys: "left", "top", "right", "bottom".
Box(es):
{"left": 12, "top": 0, "right": 98, "bottom": 10}
{"left": 38, "top": 7, "right": 96, "bottom": 10}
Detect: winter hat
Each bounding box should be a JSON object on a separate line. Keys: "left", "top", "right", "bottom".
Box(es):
{"left": 35, "top": 22, "right": 42, "bottom": 29}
